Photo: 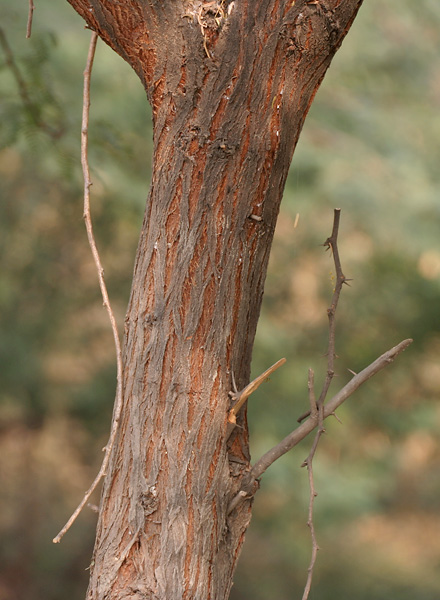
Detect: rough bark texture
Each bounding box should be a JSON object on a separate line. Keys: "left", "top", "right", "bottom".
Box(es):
{"left": 66, "top": 1, "right": 363, "bottom": 598}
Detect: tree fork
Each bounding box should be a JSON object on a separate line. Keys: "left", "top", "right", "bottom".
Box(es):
{"left": 65, "top": 1, "right": 364, "bottom": 598}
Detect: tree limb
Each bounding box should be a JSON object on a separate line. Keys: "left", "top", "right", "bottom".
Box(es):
{"left": 228, "top": 337, "right": 412, "bottom": 514}
{"left": 252, "top": 338, "right": 412, "bottom": 480}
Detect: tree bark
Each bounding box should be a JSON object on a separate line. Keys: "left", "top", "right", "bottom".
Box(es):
{"left": 66, "top": 1, "right": 363, "bottom": 598}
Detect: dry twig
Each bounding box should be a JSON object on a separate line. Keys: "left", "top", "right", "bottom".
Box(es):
{"left": 26, "top": 0, "right": 35, "bottom": 39}
{"left": 297, "top": 208, "right": 348, "bottom": 423}
{"left": 300, "top": 369, "right": 322, "bottom": 600}
{"left": 250, "top": 338, "right": 411, "bottom": 482}
{"left": 300, "top": 209, "right": 347, "bottom": 599}
{"left": 54, "top": 31, "right": 124, "bottom": 544}
{"left": 318, "top": 208, "right": 347, "bottom": 404}
{"left": 228, "top": 211, "right": 412, "bottom": 517}
{"left": 228, "top": 336, "right": 412, "bottom": 511}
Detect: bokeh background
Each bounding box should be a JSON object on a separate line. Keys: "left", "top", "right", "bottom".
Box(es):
{"left": 1, "top": 2, "right": 440, "bottom": 598}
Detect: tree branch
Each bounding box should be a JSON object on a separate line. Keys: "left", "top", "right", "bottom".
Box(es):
{"left": 228, "top": 337, "right": 412, "bottom": 514}
{"left": 250, "top": 338, "right": 412, "bottom": 483}
{"left": 26, "top": 0, "right": 35, "bottom": 39}
{"left": 297, "top": 208, "right": 350, "bottom": 423}
{"left": 299, "top": 208, "right": 346, "bottom": 597}
{"left": 318, "top": 208, "right": 346, "bottom": 402}
{"left": 54, "top": 31, "right": 124, "bottom": 544}
{"left": 227, "top": 212, "right": 413, "bottom": 517}
{"left": 300, "top": 370, "right": 322, "bottom": 600}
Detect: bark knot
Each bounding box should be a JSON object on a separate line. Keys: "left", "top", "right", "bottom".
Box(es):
{"left": 140, "top": 485, "right": 159, "bottom": 516}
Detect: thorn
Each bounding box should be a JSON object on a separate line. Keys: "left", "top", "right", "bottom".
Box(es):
{"left": 331, "top": 411, "right": 343, "bottom": 424}
{"left": 347, "top": 368, "right": 357, "bottom": 376}
{"left": 297, "top": 407, "right": 311, "bottom": 422}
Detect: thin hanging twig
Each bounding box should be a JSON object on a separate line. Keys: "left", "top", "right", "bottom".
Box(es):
{"left": 26, "top": 0, "right": 35, "bottom": 39}
{"left": 54, "top": 31, "right": 124, "bottom": 544}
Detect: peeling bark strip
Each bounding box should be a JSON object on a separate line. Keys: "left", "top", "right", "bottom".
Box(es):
{"left": 66, "top": 1, "right": 364, "bottom": 598}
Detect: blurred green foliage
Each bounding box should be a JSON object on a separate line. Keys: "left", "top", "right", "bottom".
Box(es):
{"left": 1, "top": 1, "right": 440, "bottom": 599}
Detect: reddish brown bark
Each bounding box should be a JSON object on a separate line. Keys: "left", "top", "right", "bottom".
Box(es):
{"left": 66, "top": 1, "right": 363, "bottom": 598}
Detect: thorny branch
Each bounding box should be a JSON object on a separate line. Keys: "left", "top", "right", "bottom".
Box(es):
{"left": 318, "top": 208, "right": 347, "bottom": 404}
{"left": 300, "top": 369, "right": 322, "bottom": 600}
{"left": 227, "top": 338, "right": 411, "bottom": 516}
{"left": 249, "top": 338, "right": 412, "bottom": 482}
{"left": 301, "top": 209, "right": 347, "bottom": 599}
{"left": 297, "top": 208, "right": 348, "bottom": 423}
{"left": 228, "top": 211, "right": 412, "bottom": 521}
{"left": 54, "top": 31, "right": 124, "bottom": 544}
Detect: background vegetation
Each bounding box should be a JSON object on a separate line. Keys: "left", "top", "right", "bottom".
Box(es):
{"left": 1, "top": 2, "right": 439, "bottom": 598}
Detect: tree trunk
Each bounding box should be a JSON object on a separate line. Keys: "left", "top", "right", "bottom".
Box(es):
{"left": 66, "top": 1, "right": 363, "bottom": 598}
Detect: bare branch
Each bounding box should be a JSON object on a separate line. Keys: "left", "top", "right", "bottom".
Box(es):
{"left": 26, "top": 0, "right": 35, "bottom": 39}
{"left": 252, "top": 338, "right": 412, "bottom": 480}
{"left": 228, "top": 210, "right": 412, "bottom": 519}
{"left": 54, "top": 31, "right": 124, "bottom": 543}
{"left": 301, "top": 370, "right": 324, "bottom": 599}
{"left": 227, "top": 338, "right": 412, "bottom": 513}
{"left": 298, "top": 209, "right": 349, "bottom": 423}
{"left": 300, "top": 208, "right": 346, "bottom": 596}
{"left": 300, "top": 208, "right": 348, "bottom": 422}
{"left": 317, "top": 208, "right": 346, "bottom": 406}
{"left": 226, "top": 210, "right": 412, "bottom": 595}
{"left": 301, "top": 450, "right": 320, "bottom": 600}
{"left": 307, "top": 368, "right": 317, "bottom": 420}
